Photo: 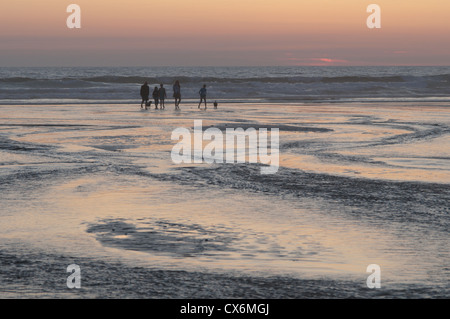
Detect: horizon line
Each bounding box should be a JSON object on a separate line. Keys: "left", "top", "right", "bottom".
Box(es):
{"left": 2, "top": 65, "right": 450, "bottom": 68}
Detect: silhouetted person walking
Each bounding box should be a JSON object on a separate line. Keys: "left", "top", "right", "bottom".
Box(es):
{"left": 140, "top": 81, "right": 150, "bottom": 109}
{"left": 159, "top": 84, "right": 167, "bottom": 109}
{"left": 198, "top": 84, "right": 207, "bottom": 109}
{"left": 152, "top": 86, "right": 159, "bottom": 109}
{"left": 173, "top": 80, "right": 181, "bottom": 110}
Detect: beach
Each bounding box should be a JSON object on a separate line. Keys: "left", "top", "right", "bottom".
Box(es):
{"left": 2, "top": 0, "right": 450, "bottom": 303}
{"left": 1, "top": 101, "right": 449, "bottom": 298}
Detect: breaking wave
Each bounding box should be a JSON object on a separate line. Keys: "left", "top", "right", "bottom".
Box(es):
{"left": 1, "top": 66, "right": 450, "bottom": 104}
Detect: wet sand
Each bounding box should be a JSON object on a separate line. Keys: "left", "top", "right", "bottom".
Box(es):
{"left": 0, "top": 102, "right": 449, "bottom": 298}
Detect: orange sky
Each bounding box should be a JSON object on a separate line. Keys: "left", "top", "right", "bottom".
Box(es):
{"left": 1, "top": 0, "right": 449, "bottom": 66}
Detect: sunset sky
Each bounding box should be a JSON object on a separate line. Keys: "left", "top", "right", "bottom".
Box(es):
{"left": 1, "top": 0, "right": 449, "bottom": 66}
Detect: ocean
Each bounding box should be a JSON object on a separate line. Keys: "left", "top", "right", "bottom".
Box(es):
{"left": 1, "top": 66, "right": 450, "bottom": 104}
{"left": 0, "top": 66, "right": 449, "bottom": 299}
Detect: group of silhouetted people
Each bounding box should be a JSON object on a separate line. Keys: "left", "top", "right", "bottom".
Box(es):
{"left": 140, "top": 81, "right": 216, "bottom": 110}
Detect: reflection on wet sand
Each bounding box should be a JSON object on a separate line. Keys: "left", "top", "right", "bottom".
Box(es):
{"left": 0, "top": 102, "right": 449, "bottom": 297}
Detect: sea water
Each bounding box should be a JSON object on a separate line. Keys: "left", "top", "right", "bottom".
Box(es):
{"left": 1, "top": 66, "right": 450, "bottom": 104}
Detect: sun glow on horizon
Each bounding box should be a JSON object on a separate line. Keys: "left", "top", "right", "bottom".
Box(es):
{"left": 1, "top": 0, "right": 449, "bottom": 66}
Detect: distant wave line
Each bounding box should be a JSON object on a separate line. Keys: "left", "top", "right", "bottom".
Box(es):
{"left": 2, "top": 74, "right": 450, "bottom": 85}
